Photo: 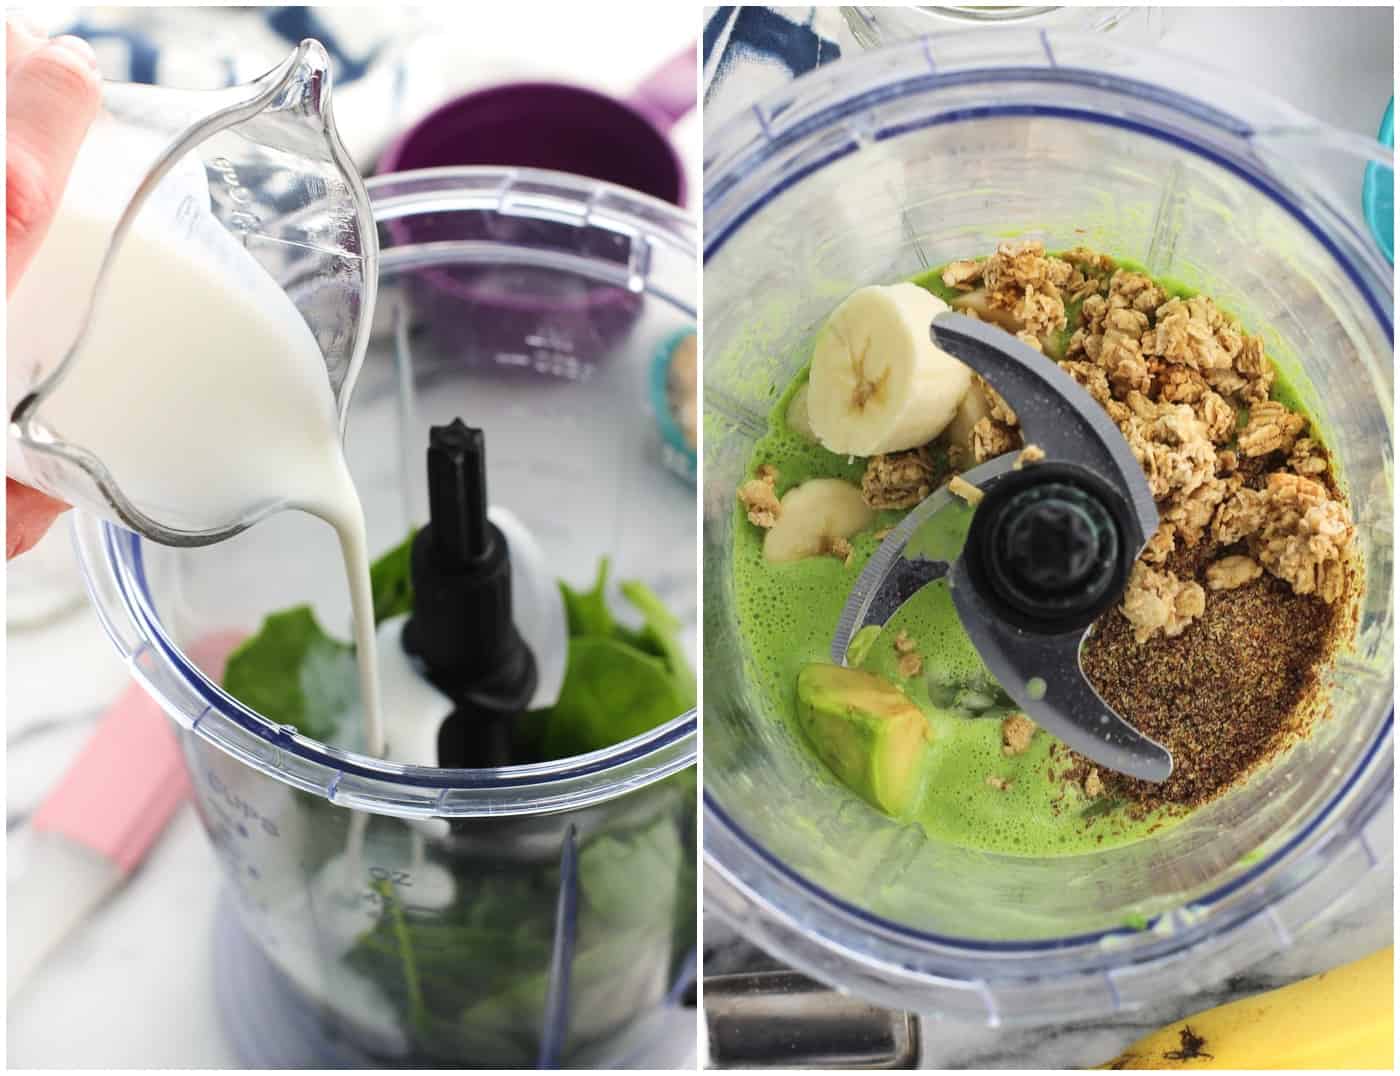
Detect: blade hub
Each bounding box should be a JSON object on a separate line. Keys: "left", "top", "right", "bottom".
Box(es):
{"left": 967, "top": 464, "right": 1132, "bottom": 635}
{"left": 831, "top": 315, "right": 1173, "bottom": 782}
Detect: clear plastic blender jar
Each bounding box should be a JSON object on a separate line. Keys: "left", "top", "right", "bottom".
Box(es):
{"left": 703, "top": 31, "right": 1392, "bottom": 1024}
{"left": 73, "top": 169, "right": 697, "bottom": 1067}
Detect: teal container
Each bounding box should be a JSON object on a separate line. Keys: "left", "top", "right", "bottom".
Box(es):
{"left": 1363, "top": 98, "right": 1394, "bottom": 264}
{"left": 651, "top": 327, "right": 697, "bottom": 485}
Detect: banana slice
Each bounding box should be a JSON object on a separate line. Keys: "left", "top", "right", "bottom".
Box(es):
{"left": 764, "top": 478, "right": 874, "bottom": 563}
{"left": 951, "top": 288, "right": 1023, "bottom": 333}
{"left": 786, "top": 383, "right": 817, "bottom": 441}
{"left": 808, "top": 283, "right": 973, "bottom": 456}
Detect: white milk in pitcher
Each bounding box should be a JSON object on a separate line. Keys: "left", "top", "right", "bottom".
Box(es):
{"left": 6, "top": 131, "right": 385, "bottom": 754}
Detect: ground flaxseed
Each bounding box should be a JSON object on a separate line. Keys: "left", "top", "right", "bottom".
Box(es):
{"left": 1080, "top": 430, "right": 1350, "bottom": 810}
{"left": 938, "top": 240, "right": 1365, "bottom": 815}
{"left": 1083, "top": 568, "right": 1341, "bottom": 809}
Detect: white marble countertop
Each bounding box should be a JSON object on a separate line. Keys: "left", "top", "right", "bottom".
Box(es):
{"left": 5, "top": 5, "right": 698, "bottom": 1068}
{"left": 702, "top": 852, "right": 1393, "bottom": 1069}
{"left": 700, "top": 4, "right": 1393, "bottom": 1069}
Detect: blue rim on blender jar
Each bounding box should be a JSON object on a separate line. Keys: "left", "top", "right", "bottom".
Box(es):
{"left": 702, "top": 29, "right": 1391, "bottom": 1024}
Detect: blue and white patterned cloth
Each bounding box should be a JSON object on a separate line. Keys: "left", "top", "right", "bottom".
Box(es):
{"left": 702, "top": 6, "right": 852, "bottom": 130}
{"left": 28, "top": 6, "right": 441, "bottom": 167}
{"left": 25, "top": 6, "right": 697, "bottom": 178}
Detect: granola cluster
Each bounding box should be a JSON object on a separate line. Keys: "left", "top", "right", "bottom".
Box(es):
{"left": 738, "top": 464, "right": 781, "bottom": 528}
{"left": 1213, "top": 472, "right": 1353, "bottom": 603}
{"left": 893, "top": 629, "right": 924, "bottom": 677}
{"left": 944, "top": 241, "right": 1352, "bottom": 641}
{"left": 1084, "top": 289, "right": 1349, "bottom": 634}
{"left": 1238, "top": 400, "right": 1307, "bottom": 457}
{"left": 943, "top": 239, "right": 1079, "bottom": 339}
{"left": 963, "top": 372, "right": 1024, "bottom": 467}
{"left": 972, "top": 414, "right": 1020, "bottom": 465}
{"left": 1205, "top": 553, "right": 1263, "bottom": 591}
{"left": 1121, "top": 563, "right": 1207, "bottom": 644}
{"left": 944, "top": 242, "right": 1090, "bottom": 465}
{"left": 948, "top": 474, "right": 984, "bottom": 506}
{"left": 861, "top": 445, "right": 945, "bottom": 509}
{"left": 1001, "top": 713, "right": 1036, "bottom": 756}
{"left": 1015, "top": 444, "right": 1046, "bottom": 469}
{"left": 823, "top": 535, "right": 856, "bottom": 567}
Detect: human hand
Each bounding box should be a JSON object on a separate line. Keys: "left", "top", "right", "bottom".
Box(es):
{"left": 6, "top": 20, "right": 101, "bottom": 559}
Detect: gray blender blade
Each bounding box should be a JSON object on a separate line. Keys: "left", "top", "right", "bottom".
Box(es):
{"left": 832, "top": 313, "right": 1172, "bottom": 783}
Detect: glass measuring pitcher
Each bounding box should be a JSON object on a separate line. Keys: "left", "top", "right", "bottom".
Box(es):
{"left": 6, "top": 39, "right": 377, "bottom": 546}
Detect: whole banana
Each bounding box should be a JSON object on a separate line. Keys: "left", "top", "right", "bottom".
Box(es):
{"left": 1098, "top": 946, "right": 1393, "bottom": 1069}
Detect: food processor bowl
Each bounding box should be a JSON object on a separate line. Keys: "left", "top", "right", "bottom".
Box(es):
{"left": 703, "top": 31, "right": 1392, "bottom": 1023}
{"left": 74, "top": 168, "right": 696, "bottom": 1067}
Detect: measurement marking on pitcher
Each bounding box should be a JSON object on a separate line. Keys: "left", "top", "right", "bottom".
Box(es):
{"left": 210, "top": 156, "right": 262, "bottom": 233}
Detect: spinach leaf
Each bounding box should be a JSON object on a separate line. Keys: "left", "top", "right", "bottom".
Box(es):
{"left": 1081, "top": 796, "right": 1126, "bottom": 820}
{"left": 372, "top": 877, "right": 427, "bottom": 1035}
{"left": 534, "top": 637, "right": 690, "bottom": 759}
{"left": 579, "top": 816, "right": 682, "bottom": 928}
{"left": 222, "top": 532, "right": 418, "bottom": 738}
{"left": 558, "top": 557, "right": 615, "bottom": 638}
{"left": 222, "top": 606, "right": 357, "bottom": 741}
{"left": 223, "top": 530, "right": 696, "bottom": 758}
{"left": 619, "top": 580, "right": 694, "bottom": 705}
{"left": 370, "top": 530, "right": 416, "bottom": 623}
{"left": 524, "top": 560, "right": 696, "bottom": 759}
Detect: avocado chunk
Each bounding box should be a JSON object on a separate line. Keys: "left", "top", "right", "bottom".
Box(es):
{"left": 846, "top": 624, "right": 883, "bottom": 668}
{"left": 796, "top": 663, "right": 932, "bottom": 818}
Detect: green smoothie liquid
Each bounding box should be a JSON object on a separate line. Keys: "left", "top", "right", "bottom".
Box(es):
{"left": 732, "top": 375, "right": 1175, "bottom": 855}
{"left": 732, "top": 255, "right": 1324, "bottom": 857}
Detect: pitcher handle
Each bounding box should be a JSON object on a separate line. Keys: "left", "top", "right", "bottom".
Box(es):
{"left": 626, "top": 44, "right": 697, "bottom": 133}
